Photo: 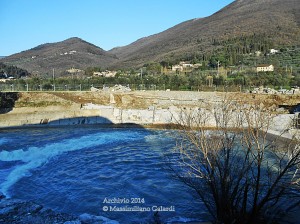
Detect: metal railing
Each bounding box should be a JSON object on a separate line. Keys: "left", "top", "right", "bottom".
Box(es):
{"left": 0, "top": 83, "right": 246, "bottom": 92}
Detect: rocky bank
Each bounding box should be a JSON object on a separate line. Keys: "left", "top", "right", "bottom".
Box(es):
{"left": 0, "top": 192, "right": 120, "bottom": 224}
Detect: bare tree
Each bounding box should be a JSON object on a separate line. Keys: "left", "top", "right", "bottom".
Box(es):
{"left": 169, "top": 97, "right": 300, "bottom": 224}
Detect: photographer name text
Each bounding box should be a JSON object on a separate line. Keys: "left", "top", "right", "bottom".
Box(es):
{"left": 102, "top": 197, "right": 175, "bottom": 213}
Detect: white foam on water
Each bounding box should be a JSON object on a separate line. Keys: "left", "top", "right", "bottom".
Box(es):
{"left": 144, "top": 132, "right": 172, "bottom": 143}
{"left": 0, "top": 130, "right": 141, "bottom": 197}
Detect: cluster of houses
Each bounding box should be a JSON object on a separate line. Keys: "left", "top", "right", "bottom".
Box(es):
{"left": 66, "top": 68, "right": 84, "bottom": 74}
{"left": 254, "top": 48, "right": 279, "bottom": 57}
{"left": 30, "top": 50, "right": 78, "bottom": 59}
{"left": 170, "top": 49, "right": 279, "bottom": 73}
{"left": 171, "top": 62, "right": 202, "bottom": 72}
{"left": 253, "top": 49, "right": 278, "bottom": 72}
{"left": 254, "top": 49, "right": 279, "bottom": 72}
{"left": 60, "top": 50, "right": 77, "bottom": 56}
{"left": 93, "top": 70, "right": 117, "bottom": 77}
{"left": 170, "top": 61, "right": 275, "bottom": 73}
{"left": 66, "top": 67, "right": 117, "bottom": 77}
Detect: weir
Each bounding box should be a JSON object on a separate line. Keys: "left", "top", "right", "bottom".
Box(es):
{"left": 0, "top": 104, "right": 176, "bottom": 128}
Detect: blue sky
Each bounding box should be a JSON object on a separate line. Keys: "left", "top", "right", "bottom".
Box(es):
{"left": 0, "top": 0, "right": 234, "bottom": 56}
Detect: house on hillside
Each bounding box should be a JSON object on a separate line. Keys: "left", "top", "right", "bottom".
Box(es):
{"left": 171, "top": 61, "right": 202, "bottom": 72}
{"left": 67, "top": 68, "right": 83, "bottom": 73}
{"left": 256, "top": 64, "right": 274, "bottom": 72}
{"left": 255, "top": 51, "right": 262, "bottom": 56}
{"left": 93, "top": 70, "right": 116, "bottom": 77}
{"left": 270, "top": 49, "right": 279, "bottom": 54}
{"left": 180, "top": 62, "right": 193, "bottom": 69}
{"left": 171, "top": 65, "right": 183, "bottom": 72}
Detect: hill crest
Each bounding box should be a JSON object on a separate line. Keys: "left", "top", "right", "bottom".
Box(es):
{"left": 108, "top": 0, "right": 300, "bottom": 68}
{"left": 1, "top": 37, "right": 118, "bottom": 76}
{"left": 1, "top": 0, "right": 300, "bottom": 73}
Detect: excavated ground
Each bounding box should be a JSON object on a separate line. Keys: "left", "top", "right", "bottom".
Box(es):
{"left": 13, "top": 91, "right": 300, "bottom": 110}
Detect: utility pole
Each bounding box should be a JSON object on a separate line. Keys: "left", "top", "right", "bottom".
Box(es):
{"left": 52, "top": 68, "right": 55, "bottom": 91}
{"left": 141, "top": 68, "right": 144, "bottom": 87}
{"left": 217, "top": 61, "right": 220, "bottom": 77}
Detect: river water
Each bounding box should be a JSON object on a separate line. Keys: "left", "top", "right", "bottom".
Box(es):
{"left": 0, "top": 126, "right": 209, "bottom": 223}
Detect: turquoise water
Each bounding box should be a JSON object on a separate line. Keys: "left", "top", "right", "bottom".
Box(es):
{"left": 0, "top": 127, "right": 208, "bottom": 223}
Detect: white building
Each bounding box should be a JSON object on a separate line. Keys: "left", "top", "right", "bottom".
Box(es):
{"left": 255, "top": 51, "right": 262, "bottom": 56}
{"left": 67, "top": 68, "right": 83, "bottom": 73}
{"left": 93, "top": 70, "right": 117, "bottom": 77}
{"left": 256, "top": 64, "right": 274, "bottom": 72}
{"left": 171, "top": 65, "right": 183, "bottom": 72}
{"left": 270, "top": 49, "right": 279, "bottom": 54}
{"left": 171, "top": 61, "right": 201, "bottom": 72}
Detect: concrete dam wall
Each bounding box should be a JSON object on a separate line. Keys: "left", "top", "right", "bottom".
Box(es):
{"left": 0, "top": 104, "right": 178, "bottom": 128}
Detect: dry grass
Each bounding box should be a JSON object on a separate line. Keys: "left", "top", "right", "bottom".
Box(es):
{"left": 13, "top": 91, "right": 300, "bottom": 111}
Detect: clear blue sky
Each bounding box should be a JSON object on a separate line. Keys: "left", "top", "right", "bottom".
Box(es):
{"left": 0, "top": 0, "right": 234, "bottom": 56}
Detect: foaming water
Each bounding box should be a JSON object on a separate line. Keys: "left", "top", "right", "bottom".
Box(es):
{"left": 0, "top": 127, "right": 208, "bottom": 223}
{"left": 0, "top": 128, "right": 143, "bottom": 196}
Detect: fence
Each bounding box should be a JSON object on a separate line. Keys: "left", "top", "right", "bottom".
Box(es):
{"left": 0, "top": 83, "right": 247, "bottom": 92}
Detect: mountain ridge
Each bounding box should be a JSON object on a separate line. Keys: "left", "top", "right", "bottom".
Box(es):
{"left": 1, "top": 0, "right": 300, "bottom": 74}
{"left": 1, "top": 37, "right": 118, "bottom": 75}
{"left": 108, "top": 0, "right": 300, "bottom": 68}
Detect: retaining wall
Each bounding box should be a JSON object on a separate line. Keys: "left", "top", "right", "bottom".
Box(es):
{"left": 0, "top": 105, "right": 177, "bottom": 128}
{"left": 0, "top": 104, "right": 296, "bottom": 141}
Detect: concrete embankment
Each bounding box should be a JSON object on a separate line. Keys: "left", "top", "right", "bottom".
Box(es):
{"left": 0, "top": 91, "right": 218, "bottom": 128}
{"left": 0, "top": 91, "right": 298, "bottom": 137}
{"left": 0, "top": 104, "right": 179, "bottom": 128}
